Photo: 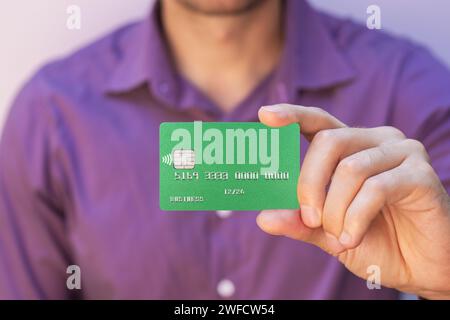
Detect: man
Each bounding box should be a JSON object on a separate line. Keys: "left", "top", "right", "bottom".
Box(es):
{"left": 0, "top": 0, "right": 449, "bottom": 299}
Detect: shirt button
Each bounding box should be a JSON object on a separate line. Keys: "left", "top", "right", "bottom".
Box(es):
{"left": 216, "top": 210, "right": 232, "bottom": 219}
{"left": 217, "top": 279, "right": 235, "bottom": 298}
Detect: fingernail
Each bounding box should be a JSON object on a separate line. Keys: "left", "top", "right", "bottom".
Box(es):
{"left": 339, "top": 231, "right": 352, "bottom": 247}
{"left": 300, "top": 205, "right": 320, "bottom": 227}
{"left": 261, "top": 105, "right": 282, "bottom": 113}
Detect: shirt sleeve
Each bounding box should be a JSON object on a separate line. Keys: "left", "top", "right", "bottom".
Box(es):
{"left": 0, "top": 74, "right": 76, "bottom": 299}
{"left": 390, "top": 44, "right": 450, "bottom": 193}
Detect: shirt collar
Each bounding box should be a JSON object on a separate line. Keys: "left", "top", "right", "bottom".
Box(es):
{"left": 104, "top": 0, "right": 180, "bottom": 106}
{"left": 277, "top": 0, "right": 356, "bottom": 97}
{"left": 104, "top": 0, "right": 356, "bottom": 101}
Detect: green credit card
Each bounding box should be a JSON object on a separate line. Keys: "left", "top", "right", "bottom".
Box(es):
{"left": 159, "top": 122, "right": 300, "bottom": 211}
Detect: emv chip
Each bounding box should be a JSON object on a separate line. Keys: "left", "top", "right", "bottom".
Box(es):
{"left": 173, "top": 149, "right": 195, "bottom": 169}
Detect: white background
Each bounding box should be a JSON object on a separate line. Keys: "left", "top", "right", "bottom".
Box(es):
{"left": 1, "top": 0, "right": 449, "bottom": 131}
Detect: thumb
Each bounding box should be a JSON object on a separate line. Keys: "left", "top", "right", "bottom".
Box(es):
{"left": 258, "top": 104, "right": 346, "bottom": 141}
{"left": 256, "top": 209, "right": 346, "bottom": 256}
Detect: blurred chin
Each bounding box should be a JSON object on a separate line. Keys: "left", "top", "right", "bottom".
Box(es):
{"left": 175, "top": 0, "right": 266, "bottom": 15}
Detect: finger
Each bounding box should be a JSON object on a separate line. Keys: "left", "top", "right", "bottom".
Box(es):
{"left": 258, "top": 103, "right": 344, "bottom": 228}
{"left": 258, "top": 104, "right": 346, "bottom": 141}
{"left": 322, "top": 140, "right": 414, "bottom": 237}
{"left": 338, "top": 157, "right": 434, "bottom": 249}
{"left": 299, "top": 126, "right": 405, "bottom": 228}
{"left": 256, "top": 209, "right": 313, "bottom": 241}
{"left": 256, "top": 210, "right": 346, "bottom": 255}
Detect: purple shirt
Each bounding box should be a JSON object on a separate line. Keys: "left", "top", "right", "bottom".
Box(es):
{"left": 1, "top": 0, "right": 449, "bottom": 299}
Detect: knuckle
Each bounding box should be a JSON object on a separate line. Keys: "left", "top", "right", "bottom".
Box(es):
{"left": 413, "top": 160, "right": 435, "bottom": 178}
{"left": 405, "top": 160, "right": 437, "bottom": 192}
{"left": 382, "top": 126, "right": 406, "bottom": 140}
{"left": 310, "top": 106, "right": 329, "bottom": 117}
{"left": 403, "top": 139, "right": 429, "bottom": 158}
{"left": 364, "top": 177, "right": 385, "bottom": 194}
{"left": 313, "top": 128, "right": 346, "bottom": 151}
{"left": 314, "top": 129, "right": 335, "bottom": 144}
{"left": 337, "top": 157, "right": 365, "bottom": 176}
